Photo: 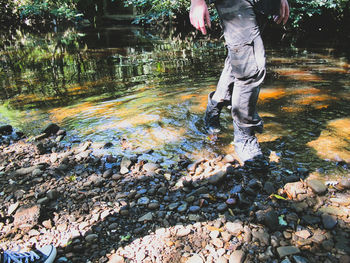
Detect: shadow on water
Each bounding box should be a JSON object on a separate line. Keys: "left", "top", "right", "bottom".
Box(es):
{"left": 0, "top": 25, "right": 350, "bottom": 262}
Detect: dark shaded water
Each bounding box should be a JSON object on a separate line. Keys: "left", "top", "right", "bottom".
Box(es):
{"left": 1, "top": 26, "right": 350, "bottom": 178}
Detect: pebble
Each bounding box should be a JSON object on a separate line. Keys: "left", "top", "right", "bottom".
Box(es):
{"left": 85, "top": 234, "right": 98, "bottom": 242}
{"left": 108, "top": 254, "right": 125, "bottom": 263}
{"left": 148, "top": 201, "right": 160, "bottom": 210}
{"left": 229, "top": 250, "right": 245, "bottom": 263}
{"left": 137, "top": 197, "right": 150, "bottom": 206}
{"left": 143, "top": 162, "right": 159, "bottom": 172}
{"left": 46, "top": 190, "right": 59, "bottom": 200}
{"left": 340, "top": 178, "right": 350, "bottom": 189}
{"left": 277, "top": 246, "right": 300, "bottom": 258}
{"left": 7, "top": 202, "right": 19, "bottom": 216}
{"left": 226, "top": 221, "right": 243, "bottom": 235}
{"left": 13, "top": 205, "right": 41, "bottom": 229}
{"left": 217, "top": 203, "right": 227, "bottom": 212}
{"left": 264, "top": 210, "right": 279, "bottom": 231}
{"left": 208, "top": 170, "right": 226, "bottom": 185}
{"left": 176, "top": 227, "right": 191, "bottom": 237}
{"left": 138, "top": 212, "right": 153, "bottom": 222}
{"left": 177, "top": 203, "right": 188, "bottom": 213}
{"left": 189, "top": 206, "right": 200, "bottom": 213}
{"left": 263, "top": 182, "right": 275, "bottom": 194}
{"left": 252, "top": 229, "right": 270, "bottom": 245}
{"left": 307, "top": 179, "right": 327, "bottom": 194}
{"left": 186, "top": 254, "right": 203, "bottom": 263}
{"left": 103, "top": 169, "right": 113, "bottom": 178}
{"left": 321, "top": 213, "right": 337, "bottom": 229}
{"left": 2, "top": 127, "right": 350, "bottom": 263}
{"left": 295, "top": 230, "right": 311, "bottom": 239}
{"left": 293, "top": 255, "right": 309, "bottom": 263}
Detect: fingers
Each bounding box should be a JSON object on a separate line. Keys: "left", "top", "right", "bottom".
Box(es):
{"left": 274, "top": 0, "right": 289, "bottom": 25}
{"left": 198, "top": 15, "right": 207, "bottom": 35}
{"left": 282, "top": 0, "right": 289, "bottom": 25}
{"left": 205, "top": 9, "right": 211, "bottom": 29}
{"left": 189, "top": 1, "right": 210, "bottom": 35}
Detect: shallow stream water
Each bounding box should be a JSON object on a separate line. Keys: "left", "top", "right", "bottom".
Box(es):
{"left": 1, "top": 26, "right": 350, "bottom": 178}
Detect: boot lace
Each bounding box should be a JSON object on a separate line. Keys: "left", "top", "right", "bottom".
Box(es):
{"left": 3, "top": 249, "right": 40, "bottom": 263}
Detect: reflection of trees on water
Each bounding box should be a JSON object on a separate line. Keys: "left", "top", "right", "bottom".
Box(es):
{"left": 0, "top": 27, "right": 223, "bottom": 110}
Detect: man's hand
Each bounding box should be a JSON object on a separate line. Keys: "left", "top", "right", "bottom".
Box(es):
{"left": 190, "top": 0, "right": 211, "bottom": 35}
{"left": 274, "top": 0, "right": 289, "bottom": 25}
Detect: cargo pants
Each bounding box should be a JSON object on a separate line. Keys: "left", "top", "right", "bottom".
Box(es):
{"left": 211, "top": 0, "right": 279, "bottom": 132}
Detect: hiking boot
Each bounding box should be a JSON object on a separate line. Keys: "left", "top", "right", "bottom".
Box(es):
{"left": 233, "top": 121, "right": 268, "bottom": 170}
{"left": 1, "top": 245, "right": 56, "bottom": 263}
{"left": 204, "top": 91, "right": 224, "bottom": 134}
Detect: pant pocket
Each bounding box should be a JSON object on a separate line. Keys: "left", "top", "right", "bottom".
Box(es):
{"left": 228, "top": 42, "right": 259, "bottom": 79}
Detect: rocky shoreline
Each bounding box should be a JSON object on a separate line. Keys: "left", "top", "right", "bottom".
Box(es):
{"left": 0, "top": 124, "right": 349, "bottom": 263}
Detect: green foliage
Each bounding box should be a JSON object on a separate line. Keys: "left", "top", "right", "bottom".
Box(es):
{"left": 3, "top": 0, "right": 82, "bottom": 27}
{"left": 288, "top": 0, "right": 350, "bottom": 29}
{"left": 123, "top": 0, "right": 190, "bottom": 24}
{"left": 122, "top": 0, "right": 349, "bottom": 33}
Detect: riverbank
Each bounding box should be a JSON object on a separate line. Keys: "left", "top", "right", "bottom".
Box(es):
{"left": 0, "top": 124, "right": 349, "bottom": 263}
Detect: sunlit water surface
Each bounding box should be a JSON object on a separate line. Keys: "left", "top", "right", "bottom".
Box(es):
{"left": 1, "top": 26, "right": 350, "bottom": 178}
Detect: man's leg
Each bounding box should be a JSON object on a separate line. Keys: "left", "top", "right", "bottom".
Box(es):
{"left": 204, "top": 56, "right": 234, "bottom": 134}
{"left": 215, "top": 0, "right": 268, "bottom": 166}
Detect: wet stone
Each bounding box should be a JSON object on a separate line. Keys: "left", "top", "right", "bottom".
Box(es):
{"left": 85, "top": 234, "right": 98, "bottom": 242}
{"left": 0, "top": 125, "right": 13, "bottom": 135}
{"left": 293, "top": 255, "right": 309, "bottom": 263}
{"left": 42, "top": 123, "right": 60, "bottom": 135}
{"left": 334, "top": 232, "right": 350, "bottom": 254}
{"left": 46, "top": 189, "right": 59, "bottom": 200}
{"left": 121, "top": 157, "right": 132, "bottom": 170}
{"left": 277, "top": 246, "right": 300, "bottom": 258}
{"left": 158, "top": 187, "right": 167, "bottom": 195}
{"left": 137, "top": 189, "right": 147, "bottom": 195}
{"left": 252, "top": 229, "right": 270, "bottom": 246}
{"left": 284, "top": 182, "right": 305, "bottom": 199}
{"left": 217, "top": 203, "right": 227, "bottom": 212}
{"left": 322, "top": 213, "right": 337, "bottom": 229}
{"left": 37, "top": 197, "right": 49, "bottom": 205}
{"left": 307, "top": 179, "right": 327, "bottom": 194}
{"left": 138, "top": 212, "right": 153, "bottom": 222}
{"left": 263, "top": 182, "right": 275, "bottom": 194}
{"left": 103, "top": 169, "right": 113, "bottom": 178}
{"left": 264, "top": 210, "right": 279, "bottom": 231}
{"left": 302, "top": 215, "right": 320, "bottom": 225}
{"left": 137, "top": 197, "right": 150, "bottom": 206}
{"left": 189, "top": 206, "right": 200, "bottom": 213}
{"left": 148, "top": 201, "right": 160, "bottom": 210}
{"left": 143, "top": 162, "right": 159, "bottom": 172}
{"left": 177, "top": 203, "right": 188, "bottom": 213}
{"left": 322, "top": 239, "right": 334, "bottom": 251}
{"left": 208, "top": 170, "right": 226, "bottom": 185}
{"left": 291, "top": 201, "right": 308, "bottom": 213}
{"left": 32, "top": 168, "right": 43, "bottom": 177}
{"left": 247, "top": 178, "right": 261, "bottom": 189}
